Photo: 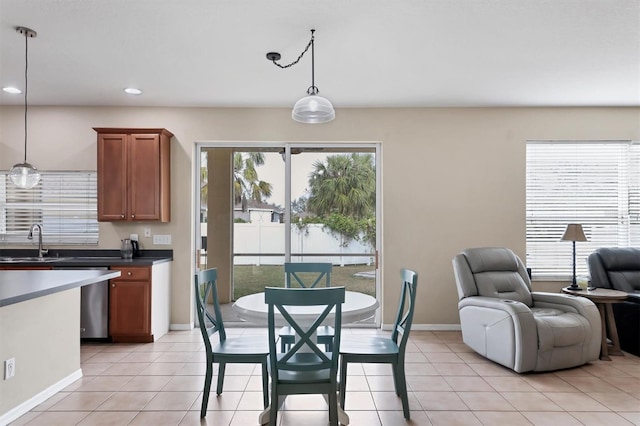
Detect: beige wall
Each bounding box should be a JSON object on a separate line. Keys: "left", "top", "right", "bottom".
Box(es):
{"left": 0, "top": 289, "right": 81, "bottom": 416}
{"left": 1, "top": 106, "right": 639, "bottom": 328}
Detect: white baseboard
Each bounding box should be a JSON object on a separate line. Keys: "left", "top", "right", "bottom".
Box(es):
{"left": 170, "top": 323, "right": 459, "bottom": 332}
{"left": 380, "top": 323, "right": 461, "bottom": 332}
{"left": 169, "top": 323, "right": 193, "bottom": 331}
{"left": 0, "top": 369, "right": 82, "bottom": 426}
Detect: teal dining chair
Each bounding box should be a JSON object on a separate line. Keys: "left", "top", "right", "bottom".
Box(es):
{"left": 194, "top": 268, "right": 269, "bottom": 418}
{"left": 279, "top": 262, "right": 334, "bottom": 352}
{"left": 339, "top": 268, "right": 418, "bottom": 419}
{"left": 266, "top": 286, "right": 345, "bottom": 426}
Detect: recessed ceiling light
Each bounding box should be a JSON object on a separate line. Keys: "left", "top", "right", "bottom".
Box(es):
{"left": 124, "top": 88, "right": 142, "bottom": 95}
{"left": 3, "top": 87, "right": 22, "bottom": 94}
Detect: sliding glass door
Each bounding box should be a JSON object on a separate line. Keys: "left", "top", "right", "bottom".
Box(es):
{"left": 196, "top": 143, "right": 380, "bottom": 324}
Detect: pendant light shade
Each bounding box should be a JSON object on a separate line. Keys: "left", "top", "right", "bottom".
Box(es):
{"left": 292, "top": 94, "right": 335, "bottom": 124}
{"left": 267, "top": 29, "right": 335, "bottom": 124}
{"left": 9, "top": 162, "right": 40, "bottom": 189}
{"left": 9, "top": 26, "right": 41, "bottom": 189}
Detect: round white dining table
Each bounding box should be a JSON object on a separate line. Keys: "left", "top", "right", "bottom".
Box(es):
{"left": 232, "top": 290, "right": 379, "bottom": 425}
{"left": 233, "top": 290, "right": 379, "bottom": 326}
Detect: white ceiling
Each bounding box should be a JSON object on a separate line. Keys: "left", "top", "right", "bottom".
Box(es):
{"left": 0, "top": 0, "right": 638, "bottom": 108}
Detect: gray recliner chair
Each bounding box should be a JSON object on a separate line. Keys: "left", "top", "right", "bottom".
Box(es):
{"left": 452, "top": 247, "right": 601, "bottom": 373}
{"left": 588, "top": 247, "right": 640, "bottom": 356}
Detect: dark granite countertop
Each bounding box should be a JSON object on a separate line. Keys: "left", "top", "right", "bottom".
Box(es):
{"left": 0, "top": 269, "right": 122, "bottom": 307}
{"left": 0, "top": 249, "right": 172, "bottom": 267}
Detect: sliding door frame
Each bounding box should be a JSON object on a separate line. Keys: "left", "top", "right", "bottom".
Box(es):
{"left": 193, "top": 141, "right": 382, "bottom": 326}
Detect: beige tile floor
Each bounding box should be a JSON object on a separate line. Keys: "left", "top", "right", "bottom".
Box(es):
{"left": 10, "top": 328, "right": 640, "bottom": 426}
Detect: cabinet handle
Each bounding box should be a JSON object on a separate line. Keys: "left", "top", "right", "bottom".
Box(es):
{"left": 121, "top": 215, "right": 125, "bottom": 218}
{"left": 112, "top": 283, "right": 116, "bottom": 288}
{"left": 127, "top": 272, "right": 132, "bottom": 276}
{"left": 131, "top": 214, "right": 135, "bottom": 219}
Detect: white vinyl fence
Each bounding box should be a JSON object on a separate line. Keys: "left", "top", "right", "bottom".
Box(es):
{"left": 203, "top": 223, "right": 373, "bottom": 266}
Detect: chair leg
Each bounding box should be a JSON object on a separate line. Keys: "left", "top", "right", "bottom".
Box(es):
{"left": 339, "top": 356, "right": 348, "bottom": 408}
{"left": 393, "top": 362, "right": 410, "bottom": 419}
{"left": 216, "top": 363, "right": 226, "bottom": 395}
{"left": 328, "top": 390, "right": 338, "bottom": 426}
{"left": 261, "top": 361, "right": 269, "bottom": 409}
{"left": 391, "top": 361, "right": 401, "bottom": 396}
{"left": 201, "top": 362, "right": 213, "bottom": 417}
{"left": 269, "top": 385, "right": 278, "bottom": 426}
{"left": 280, "top": 338, "right": 286, "bottom": 353}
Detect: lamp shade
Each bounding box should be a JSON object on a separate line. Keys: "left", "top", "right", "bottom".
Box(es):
{"left": 560, "top": 224, "right": 588, "bottom": 242}
{"left": 292, "top": 94, "right": 335, "bottom": 124}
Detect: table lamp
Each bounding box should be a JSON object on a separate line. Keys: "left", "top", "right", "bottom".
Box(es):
{"left": 561, "top": 224, "right": 588, "bottom": 290}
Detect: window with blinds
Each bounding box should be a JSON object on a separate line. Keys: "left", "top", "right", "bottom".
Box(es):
{"left": 0, "top": 171, "right": 98, "bottom": 245}
{"left": 526, "top": 141, "right": 640, "bottom": 279}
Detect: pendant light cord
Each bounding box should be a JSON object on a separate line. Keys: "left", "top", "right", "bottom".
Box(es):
{"left": 268, "top": 30, "right": 320, "bottom": 96}
{"left": 23, "top": 30, "right": 29, "bottom": 163}
{"left": 310, "top": 32, "right": 316, "bottom": 95}
{"left": 269, "top": 30, "right": 315, "bottom": 70}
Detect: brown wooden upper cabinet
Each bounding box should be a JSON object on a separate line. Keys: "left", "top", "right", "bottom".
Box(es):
{"left": 95, "top": 128, "right": 173, "bottom": 222}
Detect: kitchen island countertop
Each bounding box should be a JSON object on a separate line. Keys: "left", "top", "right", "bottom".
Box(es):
{"left": 0, "top": 269, "right": 121, "bottom": 307}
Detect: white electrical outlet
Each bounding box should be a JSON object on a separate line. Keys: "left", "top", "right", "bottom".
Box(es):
{"left": 130, "top": 234, "right": 139, "bottom": 242}
{"left": 4, "top": 358, "right": 15, "bottom": 380}
{"left": 144, "top": 228, "right": 151, "bottom": 238}
{"left": 153, "top": 234, "right": 171, "bottom": 245}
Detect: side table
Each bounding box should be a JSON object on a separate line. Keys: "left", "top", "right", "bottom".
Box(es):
{"left": 561, "top": 287, "right": 628, "bottom": 360}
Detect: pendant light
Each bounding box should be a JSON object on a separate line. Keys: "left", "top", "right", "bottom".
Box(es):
{"left": 267, "top": 29, "right": 335, "bottom": 124}
{"left": 9, "top": 26, "right": 41, "bottom": 189}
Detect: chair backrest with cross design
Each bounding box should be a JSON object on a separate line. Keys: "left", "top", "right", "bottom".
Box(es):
{"left": 195, "top": 268, "right": 226, "bottom": 348}
{"left": 265, "top": 286, "right": 345, "bottom": 424}
{"left": 391, "top": 268, "right": 418, "bottom": 358}
{"left": 284, "top": 262, "right": 332, "bottom": 288}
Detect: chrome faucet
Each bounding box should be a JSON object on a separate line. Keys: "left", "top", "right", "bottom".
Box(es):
{"left": 27, "top": 224, "right": 48, "bottom": 258}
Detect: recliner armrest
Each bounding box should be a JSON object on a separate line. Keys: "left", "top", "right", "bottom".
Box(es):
{"left": 625, "top": 293, "right": 640, "bottom": 304}
{"left": 532, "top": 292, "right": 595, "bottom": 311}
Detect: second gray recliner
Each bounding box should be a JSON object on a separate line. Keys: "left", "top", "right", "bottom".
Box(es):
{"left": 452, "top": 247, "right": 601, "bottom": 373}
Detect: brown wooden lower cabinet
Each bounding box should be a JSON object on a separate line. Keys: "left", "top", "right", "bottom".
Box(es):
{"left": 109, "top": 265, "right": 153, "bottom": 343}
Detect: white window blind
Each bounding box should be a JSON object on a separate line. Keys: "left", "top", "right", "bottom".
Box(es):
{"left": 526, "top": 141, "right": 640, "bottom": 279}
{"left": 0, "top": 171, "right": 99, "bottom": 245}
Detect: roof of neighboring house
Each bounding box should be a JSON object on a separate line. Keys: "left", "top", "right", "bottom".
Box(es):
{"left": 234, "top": 200, "right": 283, "bottom": 214}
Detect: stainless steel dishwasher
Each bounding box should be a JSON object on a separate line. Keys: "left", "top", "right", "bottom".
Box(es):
{"left": 57, "top": 267, "right": 110, "bottom": 339}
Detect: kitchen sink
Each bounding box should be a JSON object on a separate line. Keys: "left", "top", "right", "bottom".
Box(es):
{"left": 0, "top": 256, "right": 74, "bottom": 263}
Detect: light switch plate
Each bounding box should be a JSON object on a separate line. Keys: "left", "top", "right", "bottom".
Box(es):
{"left": 153, "top": 234, "right": 171, "bottom": 245}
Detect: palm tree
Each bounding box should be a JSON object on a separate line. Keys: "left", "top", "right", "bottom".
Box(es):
{"left": 200, "top": 164, "right": 208, "bottom": 206}
{"left": 307, "top": 153, "right": 375, "bottom": 219}
{"left": 233, "top": 152, "right": 273, "bottom": 210}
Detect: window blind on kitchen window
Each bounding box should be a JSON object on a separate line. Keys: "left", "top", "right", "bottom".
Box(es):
{"left": 526, "top": 141, "right": 640, "bottom": 280}
{"left": 0, "top": 171, "right": 98, "bottom": 244}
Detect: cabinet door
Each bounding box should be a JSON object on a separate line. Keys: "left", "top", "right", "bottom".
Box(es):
{"left": 128, "top": 133, "right": 161, "bottom": 220}
{"left": 109, "top": 280, "right": 151, "bottom": 339}
{"left": 97, "top": 133, "right": 128, "bottom": 221}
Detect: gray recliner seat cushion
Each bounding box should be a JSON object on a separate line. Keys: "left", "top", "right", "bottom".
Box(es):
{"left": 533, "top": 308, "right": 589, "bottom": 349}
{"left": 535, "top": 309, "right": 593, "bottom": 370}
